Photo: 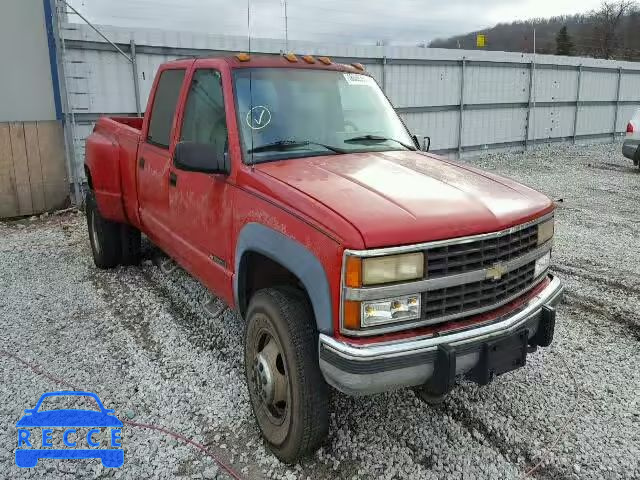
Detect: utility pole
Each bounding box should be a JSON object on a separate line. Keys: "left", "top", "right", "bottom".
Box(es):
{"left": 531, "top": 28, "right": 536, "bottom": 150}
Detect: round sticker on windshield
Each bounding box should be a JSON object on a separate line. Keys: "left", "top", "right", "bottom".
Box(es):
{"left": 246, "top": 106, "right": 272, "bottom": 130}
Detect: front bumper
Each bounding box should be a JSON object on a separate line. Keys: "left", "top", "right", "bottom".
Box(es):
{"left": 319, "top": 274, "right": 564, "bottom": 396}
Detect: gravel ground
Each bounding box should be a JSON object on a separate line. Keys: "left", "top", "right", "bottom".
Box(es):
{"left": 1, "top": 141, "right": 639, "bottom": 479}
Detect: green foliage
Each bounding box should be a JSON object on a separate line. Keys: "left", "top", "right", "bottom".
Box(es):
{"left": 556, "top": 26, "right": 575, "bottom": 56}
{"left": 428, "top": 1, "right": 640, "bottom": 60}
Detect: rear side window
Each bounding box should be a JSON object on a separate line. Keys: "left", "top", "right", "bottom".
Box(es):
{"left": 147, "top": 69, "right": 186, "bottom": 148}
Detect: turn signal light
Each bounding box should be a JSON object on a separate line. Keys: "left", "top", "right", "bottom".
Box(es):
{"left": 318, "top": 56, "right": 332, "bottom": 65}
{"left": 343, "top": 301, "right": 361, "bottom": 330}
{"left": 235, "top": 53, "right": 251, "bottom": 62}
{"left": 284, "top": 52, "right": 298, "bottom": 62}
{"left": 344, "top": 256, "right": 362, "bottom": 288}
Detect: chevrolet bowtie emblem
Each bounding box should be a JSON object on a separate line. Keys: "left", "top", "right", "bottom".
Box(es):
{"left": 486, "top": 263, "right": 507, "bottom": 281}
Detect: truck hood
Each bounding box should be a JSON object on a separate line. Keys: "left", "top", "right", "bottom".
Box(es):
{"left": 255, "top": 150, "right": 553, "bottom": 248}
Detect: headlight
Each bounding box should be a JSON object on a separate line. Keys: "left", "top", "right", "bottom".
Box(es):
{"left": 361, "top": 252, "right": 424, "bottom": 286}
{"left": 537, "top": 218, "right": 554, "bottom": 245}
{"left": 361, "top": 295, "right": 421, "bottom": 327}
{"left": 534, "top": 251, "right": 551, "bottom": 278}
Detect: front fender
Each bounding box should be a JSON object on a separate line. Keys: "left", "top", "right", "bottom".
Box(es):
{"left": 234, "top": 223, "right": 333, "bottom": 335}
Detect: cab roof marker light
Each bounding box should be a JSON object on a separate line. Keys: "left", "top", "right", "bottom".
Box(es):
{"left": 352, "top": 63, "right": 365, "bottom": 71}
{"left": 318, "top": 56, "right": 332, "bottom": 65}
{"left": 284, "top": 52, "right": 298, "bottom": 63}
{"left": 235, "top": 53, "right": 251, "bottom": 62}
{"left": 302, "top": 55, "right": 316, "bottom": 64}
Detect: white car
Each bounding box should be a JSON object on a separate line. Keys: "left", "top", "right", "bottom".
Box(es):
{"left": 623, "top": 108, "right": 640, "bottom": 167}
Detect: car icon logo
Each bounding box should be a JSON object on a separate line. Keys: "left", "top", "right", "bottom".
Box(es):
{"left": 15, "top": 391, "right": 124, "bottom": 468}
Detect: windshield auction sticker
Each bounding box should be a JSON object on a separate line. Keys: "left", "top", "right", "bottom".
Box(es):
{"left": 343, "top": 73, "right": 376, "bottom": 86}
{"left": 15, "top": 391, "right": 124, "bottom": 468}
{"left": 246, "top": 105, "right": 272, "bottom": 130}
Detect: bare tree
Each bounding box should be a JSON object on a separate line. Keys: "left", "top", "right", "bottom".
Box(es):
{"left": 591, "top": 1, "right": 636, "bottom": 59}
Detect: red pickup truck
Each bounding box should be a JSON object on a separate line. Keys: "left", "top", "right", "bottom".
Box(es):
{"left": 85, "top": 54, "right": 563, "bottom": 463}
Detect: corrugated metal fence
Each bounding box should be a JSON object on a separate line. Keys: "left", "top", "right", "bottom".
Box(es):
{"left": 59, "top": 22, "right": 640, "bottom": 182}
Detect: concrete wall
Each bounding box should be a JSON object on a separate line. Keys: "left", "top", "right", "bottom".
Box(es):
{"left": 0, "top": 0, "right": 57, "bottom": 122}
{"left": 0, "top": 0, "right": 68, "bottom": 218}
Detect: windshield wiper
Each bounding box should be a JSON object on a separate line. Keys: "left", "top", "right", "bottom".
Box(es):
{"left": 344, "top": 134, "right": 416, "bottom": 151}
{"left": 248, "top": 140, "right": 346, "bottom": 154}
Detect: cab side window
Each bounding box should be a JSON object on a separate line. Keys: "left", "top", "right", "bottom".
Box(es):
{"left": 180, "top": 69, "right": 228, "bottom": 160}
{"left": 147, "top": 69, "right": 186, "bottom": 148}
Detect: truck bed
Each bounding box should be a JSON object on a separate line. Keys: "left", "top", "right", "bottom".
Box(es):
{"left": 86, "top": 116, "right": 144, "bottom": 229}
{"left": 107, "top": 116, "right": 144, "bottom": 132}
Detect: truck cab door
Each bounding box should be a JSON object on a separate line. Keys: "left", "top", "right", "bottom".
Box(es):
{"left": 169, "top": 68, "right": 234, "bottom": 302}
{"left": 137, "top": 68, "right": 186, "bottom": 243}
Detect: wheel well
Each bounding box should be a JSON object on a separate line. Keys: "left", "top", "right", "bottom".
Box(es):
{"left": 238, "top": 251, "right": 307, "bottom": 318}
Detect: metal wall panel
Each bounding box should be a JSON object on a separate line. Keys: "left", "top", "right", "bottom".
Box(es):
{"left": 532, "top": 105, "right": 575, "bottom": 139}
{"left": 579, "top": 71, "right": 619, "bottom": 101}
{"left": 59, "top": 22, "right": 640, "bottom": 181}
{"left": 400, "top": 111, "right": 460, "bottom": 150}
{"left": 386, "top": 64, "right": 461, "bottom": 108}
{"left": 577, "top": 105, "right": 616, "bottom": 135}
{"left": 463, "top": 108, "right": 527, "bottom": 147}
{"left": 534, "top": 67, "right": 578, "bottom": 103}
{"left": 465, "top": 65, "right": 529, "bottom": 104}
{"left": 616, "top": 104, "right": 637, "bottom": 131}
{"left": 618, "top": 73, "right": 640, "bottom": 102}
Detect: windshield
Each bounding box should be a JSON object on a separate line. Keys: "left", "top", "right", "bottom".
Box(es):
{"left": 233, "top": 68, "right": 415, "bottom": 164}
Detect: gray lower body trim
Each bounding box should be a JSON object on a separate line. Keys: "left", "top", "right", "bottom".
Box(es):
{"left": 319, "top": 274, "right": 563, "bottom": 396}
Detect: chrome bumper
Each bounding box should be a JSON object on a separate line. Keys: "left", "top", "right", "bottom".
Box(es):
{"left": 319, "top": 274, "right": 564, "bottom": 396}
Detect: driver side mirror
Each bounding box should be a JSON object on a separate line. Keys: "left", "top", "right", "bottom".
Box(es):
{"left": 411, "top": 135, "right": 431, "bottom": 152}
{"left": 174, "top": 141, "right": 229, "bottom": 174}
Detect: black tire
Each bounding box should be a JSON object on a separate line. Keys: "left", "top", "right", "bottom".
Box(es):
{"left": 120, "top": 224, "right": 141, "bottom": 265}
{"left": 244, "top": 287, "right": 329, "bottom": 463}
{"left": 86, "top": 191, "right": 121, "bottom": 269}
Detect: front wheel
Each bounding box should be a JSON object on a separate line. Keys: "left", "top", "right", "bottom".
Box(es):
{"left": 244, "top": 287, "right": 329, "bottom": 463}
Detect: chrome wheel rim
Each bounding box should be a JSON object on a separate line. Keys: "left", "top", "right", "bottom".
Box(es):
{"left": 91, "top": 211, "right": 101, "bottom": 256}
{"left": 251, "top": 328, "right": 289, "bottom": 424}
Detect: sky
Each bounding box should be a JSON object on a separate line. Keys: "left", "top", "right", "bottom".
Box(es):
{"left": 66, "top": 0, "right": 605, "bottom": 45}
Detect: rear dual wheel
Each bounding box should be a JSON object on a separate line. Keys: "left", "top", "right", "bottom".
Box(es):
{"left": 86, "top": 191, "right": 141, "bottom": 268}
{"left": 244, "top": 287, "right": 329, "bottom": 463}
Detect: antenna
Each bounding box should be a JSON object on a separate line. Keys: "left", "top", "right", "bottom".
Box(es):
{"left": 246, "top": 0, "right": 251, "bottom": 53}
{"left": 247, "top": 0, "right": 255, "bottom": 168}
{"left": 282, "top": 0, "right": 289, "bottom": 52}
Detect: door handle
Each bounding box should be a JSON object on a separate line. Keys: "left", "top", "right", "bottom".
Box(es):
{"left": 169, "top": 172, "right": 178, "bottom": 187}
{"left": 138, "top": 157, "right": 145, "bottom": 169}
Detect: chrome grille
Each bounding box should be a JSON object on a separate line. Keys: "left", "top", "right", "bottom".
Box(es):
{"left": 426, "top": 224, "right": 538, "bottom": 278}
{"left": 422, "top": 261, "right": 536, "bottom": 321}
